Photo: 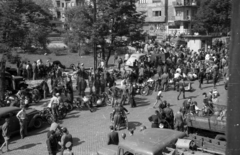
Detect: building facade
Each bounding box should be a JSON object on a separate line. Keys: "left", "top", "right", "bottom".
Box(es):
{"left": 136, "top": 0, "right": 198, "bottom": 39}
{"left": 136, "top": 0, "right": 168, "bottom": 40}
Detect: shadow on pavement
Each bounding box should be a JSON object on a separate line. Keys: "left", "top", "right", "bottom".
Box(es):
{"left": 128, "top": 121, "right": 142, "bottom": 130}
{"left": 134, "top": 97, "right": 150, "bottom": 107}
{"left": 13, "top": 142, "right": 42, "bottom": 150}
{"left": 72, "top": 137, "right": 85, "bottom": 147}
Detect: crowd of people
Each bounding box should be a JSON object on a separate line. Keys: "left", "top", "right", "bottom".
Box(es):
{"left": 0, "top": 38, "right": 229, "bottom": 154}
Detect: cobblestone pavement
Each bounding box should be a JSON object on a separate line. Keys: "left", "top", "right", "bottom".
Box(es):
{"left": 4, "top": 79, "right": 227, "bottom": 155}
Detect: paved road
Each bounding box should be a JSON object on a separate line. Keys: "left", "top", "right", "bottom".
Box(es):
{"left": 4, "top": 79, "right": 227, "bottom": 155}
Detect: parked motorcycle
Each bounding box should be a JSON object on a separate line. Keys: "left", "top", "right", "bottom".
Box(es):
{"left": 39, "top": 107, "right": 54, "bottom": 125}
{"left": 58, "top": 103, "right": 68, "bottom": 119}
{"left": 110, "top": 111, "right": 128, "bottom": 130}
{"left": 141, "top": 78, "right": 155, "bottom": 96}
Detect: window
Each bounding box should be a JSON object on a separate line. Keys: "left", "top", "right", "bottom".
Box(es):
{"left": 62, "top": 2, "right": 65, "bottom": 8}
{"left": 153, "top": 0, "right": 161, "bottom": 3}
{"left": 56, "top": 1, "right": 60, "bottom": 7}
{"left": 153, "top": 11, "right": 161, "bottom": 16}
{"left": 139, "top": 0, "right": 147, "bottom": 4}
{"left": 155, "top": 24, "right": 161, "bottom": 29}
{"left": 57, "top": 11, "right": 61, "bottom": 19}
{"left": 176, "top": 10, "right": 181, "bottom": 16}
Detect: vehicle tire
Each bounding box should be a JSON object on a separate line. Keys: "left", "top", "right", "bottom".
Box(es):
{"left": 215, "top": 134, "right": 226, "bottom": 141}
{"left": 46, "top": 115, "right": 54, "bottom": 125}
{"left": 68, "top": 104, "right": 73, "bottom": 112}
{"left": 59, "top": 107, "right": 67, "bottom": 119}
{"left": 141, "top": 86, "right": 149, "bottom": 96}
{"left": 33, "top": 118, "right": 43, "bottom": 129}
{"left": 106, "top": 96, "right": 112, "bottom": 106}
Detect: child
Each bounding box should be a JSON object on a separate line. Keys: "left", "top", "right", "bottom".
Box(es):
{"left": 153, "top": 90, "right": 162, "bottom": 108}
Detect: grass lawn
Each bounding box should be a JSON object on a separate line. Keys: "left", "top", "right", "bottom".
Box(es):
{"left": 6, "top": 53, "right": 116, "bottom": 69}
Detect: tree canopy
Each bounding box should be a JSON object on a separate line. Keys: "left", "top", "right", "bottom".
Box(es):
{"left": 65, "top": 0, "right": 146, "bottom": 65}
{"left": 0, "top": 0, "right": 53, "bottom": 52}
{"left": 192, "top": 0, "right": 231, "bottom": 35}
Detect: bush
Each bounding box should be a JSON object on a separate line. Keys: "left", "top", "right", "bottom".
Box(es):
{"left": 115, "top": 46, "right": 128, "bottom": 55}
{"left": 49, "top": 48, "right": 68, "bottom": 56}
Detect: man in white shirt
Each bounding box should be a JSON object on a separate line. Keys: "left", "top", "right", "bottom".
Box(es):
{"left": 16, "top": 106, "right": 28, "bottom": 139}
{"left": 48, "top": 93, "right": 61, "bottom": 118}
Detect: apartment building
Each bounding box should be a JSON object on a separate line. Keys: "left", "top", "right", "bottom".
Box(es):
{"left": 136, "top": 0, "right": 168, "bottom": 40}
{"left": 136, "top": 0, "right": 198, "bottom": 39}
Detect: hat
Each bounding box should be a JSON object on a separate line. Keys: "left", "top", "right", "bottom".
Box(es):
{"left": 65, "top": 142, "right": 72, "bottom": 148}
{"left": 81, "top": 63, "right": 84, "bottom": 66}
{"left": 62, "top": 127, "right": 68, "bottom": 133}
{"left": 55, "top": 93, "right": 60, "bottom": 96}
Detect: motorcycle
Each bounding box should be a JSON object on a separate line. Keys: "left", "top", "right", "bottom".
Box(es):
{"left": 141, "top": 78, "right": 155, "bottom": 96}
{"left": 58, "top": 103, "right": 68, "bottom": 119}
{"left": 134, "top": 83, "right": 144, "bottom": 95}
{"left": 110, "top": 111, "right": 128, "bottom": 130}
{"left": 39, "top": 107, "right": 54, "bottom": 125}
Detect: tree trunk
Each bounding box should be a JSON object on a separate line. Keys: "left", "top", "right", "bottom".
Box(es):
{"left": 0, "top": 61, "right": 5, "bottom": 103}
{"left": 106, "top": 47, "right": 112, "bottom": 67}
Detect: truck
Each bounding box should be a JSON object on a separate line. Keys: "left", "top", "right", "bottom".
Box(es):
{"left": 96, "top": 128, "right": 226, "bottom": 155}
{"left": 185, "top": 105, "right": 227, "bottom": 141}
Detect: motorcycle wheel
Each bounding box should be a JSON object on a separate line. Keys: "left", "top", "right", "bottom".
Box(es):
{"left": 46, "top": 115, "right": 54, "bottom": 125}
{"left": 106, "top": 96, "right": 112, "bottom": 106}
{"left": 67, "top": 103, "right": 73, "bottom": 112}
{"left": 141, "top": 86, "right": 149, "bottom": 96}
{"left": 58, "top": 107, "right": 67, "bottom": 119}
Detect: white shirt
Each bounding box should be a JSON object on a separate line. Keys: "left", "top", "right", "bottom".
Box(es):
{"left": 176, "top": 68, "right": 181, "bottom": 74}
{"left": 48, "top": 96, "right": 60, "bottom": 108}
{"left": 157, "top": 91, "right": 162, "bottom": 96}
{"left": 205, "top": 54, "right": 210, "bottom": 61}
{"left": 174, "top": 73, "right": 181, "bottom": 79}
{"left": 16, "top": 109, "right": 27, "bottom": 120}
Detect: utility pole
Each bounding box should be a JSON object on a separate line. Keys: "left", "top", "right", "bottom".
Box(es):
{"left": 0, "top": 54, "right": 6, "bottom": 104}
{"left": 226, "top": 0, "right": 240, "bottom": 155}
{"left": 93, "top": 0, "right": 97, "bottom": 72}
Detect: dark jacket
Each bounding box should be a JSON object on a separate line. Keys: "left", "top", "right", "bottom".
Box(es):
{"left": 107, "top": 131, "right": 119, "bottom": 145}
{"left": 46, "top": 136, "right": 58, "bottom": 155}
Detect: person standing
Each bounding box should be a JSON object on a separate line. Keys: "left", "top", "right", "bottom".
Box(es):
{"left": 48, "top": 93, "right": 61, "bottom": 119}
{"left": 174, "top": 108, "right": 184, "bottom": 132}
{"left": 46, "top": 130, "right": 58, "bottom": 155}
{"left": 77, "top": 76, "right": 87, "bottom": 97}
{"left": 153, "top": 90, "right": 162, "bottom": 108}
{"left": 129, "top": 83, "right": 136, "bottom": 108}
{"left": 41, "top": 78, "right": 49, "bottom": 99}
{"left": 0, "top": 117, "right": 10, "bottom": 153}
{"left": 163, "top": 103, "right": 174, "bottom": 129}
{"left": 32, "top": 61, "right": 37, "bottom": 80}
{"left": 148, "top": 110, "right": 161, "bottom": 128}
{"left": 177, "top": 78, "right": 186, "bottom": 100}
{"left": 66, "top": 76, "right": 73, "bottom": 104}
{"left": 16, "top": 106, "right": 28, "bottom": 139}
{"left": 198, "top": 68, "right": 204, "bottom": 89}
{"left": 58, "top": 127, "right": 73, "bottom": 155}
{"left": 114, "top": 52, "right": 118, "bottom": 64}
{"left": 107, "top": 125, "right": 119, "bottom": 145}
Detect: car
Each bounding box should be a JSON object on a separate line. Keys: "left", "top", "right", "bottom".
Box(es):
{"left": 125, "top": 53, "right": 146, "bottom": 67}
{"left": 0, "top": 107, "right": 43, "bottom": 141}
{"left": 97, "top": 128, "right": 186, "bottom": 155}
{"left": 5, "top": 73, "right": 28, "bottom": 94}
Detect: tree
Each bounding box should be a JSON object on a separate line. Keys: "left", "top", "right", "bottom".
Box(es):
{"left": 0, "top": 0, "right": 52, "bottom": 52}
{"left": 65, "top": 0, "right": 146, "bottom": 66}
{"left": 192, "top": 0, "right": 231, "bottom": 35}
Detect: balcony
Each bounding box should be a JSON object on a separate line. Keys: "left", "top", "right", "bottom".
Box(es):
{"left": 173, "top": 1, "right": 197, "bottom": 8}
{"left": 168, "top": 29, "right": 190, "bottom": 36}
{"left": 175, "top": 16, "right": 192, "bottom": 21}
